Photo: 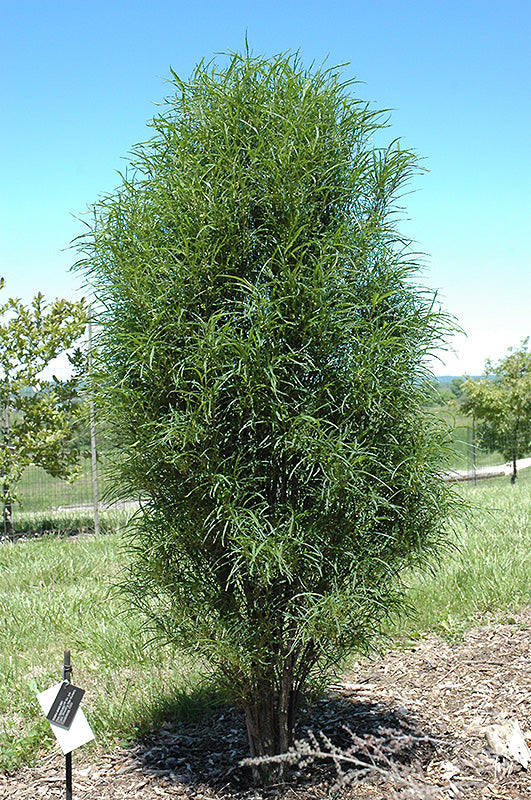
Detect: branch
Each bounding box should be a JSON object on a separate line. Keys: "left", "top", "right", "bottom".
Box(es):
{"left": 241, "top": 725, "right": 445, "bottom": 798}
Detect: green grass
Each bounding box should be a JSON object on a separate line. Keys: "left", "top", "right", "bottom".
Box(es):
{"left": 1, "top": 475, "right": 531, "bottom": 772}
{"left": 0, "top": 526, "right": 208, "bottom": 772}
{"left": 397, "top": 470, "right": 531, "bottom": 643}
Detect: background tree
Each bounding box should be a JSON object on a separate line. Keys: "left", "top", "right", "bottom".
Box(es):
{"left": 450, "top": 377, "right": 464, "bottom": 400}
{"left": 463, "top": 339, "right": 531, "bottom": 483}
{"left": 0, "top": 280, "right": 87, "bottom": 534}
{"left": 77, "top": 52, "right": 455, "bottom": 784}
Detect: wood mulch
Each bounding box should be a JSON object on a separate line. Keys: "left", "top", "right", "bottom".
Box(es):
{"left": 1, "top": 610, "right": 530, "bottom": 799}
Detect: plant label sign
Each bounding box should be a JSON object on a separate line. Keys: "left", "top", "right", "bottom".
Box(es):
{"left": 37, "top": 683, "right": 94, "bottom": 755}
{"left": 46, "top": 683, "right": 85, "bottom": 730}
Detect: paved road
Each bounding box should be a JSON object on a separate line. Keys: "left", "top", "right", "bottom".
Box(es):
{"left": 444, "top": 456, "right": 531, "bottom": 482}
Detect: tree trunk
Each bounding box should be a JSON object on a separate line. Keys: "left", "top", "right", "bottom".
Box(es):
{"left": 2, "top": 396, "right": 13, "bottom": 539}
{"left": 241, "top": 642, "right": 317, "bottom": 786}
{"left": 2, "top": 491, "right": 13, "bottom": 539}
{"left": 243, "top": 657, "right": 299, "bottom": 787}
{"left": 243, "top": 683, "right": 293, "bottom": 786}
{"left": 511, "top": 423, "right": 519, "bottom": 485}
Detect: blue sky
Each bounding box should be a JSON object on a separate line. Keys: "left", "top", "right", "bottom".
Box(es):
{"left": 1, "top": 0, "right": 529, "bottom": 375}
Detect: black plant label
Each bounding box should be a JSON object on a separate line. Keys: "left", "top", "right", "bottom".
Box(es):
{"left": 46, "top": 683, "right": 85, "bottom": 730}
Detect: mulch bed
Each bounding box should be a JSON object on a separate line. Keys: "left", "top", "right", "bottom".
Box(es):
{"left": 2, "top": 609, "right": 530, "bottom": 799}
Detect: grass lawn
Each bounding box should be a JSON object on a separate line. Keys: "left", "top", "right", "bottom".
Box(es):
{"left": 0, "top": 513, "right": 207, "bottom": 772}
{"left": 1, "top": 472, "right": 530, "bottom": 772}
{"left": 397, "top": 468, "right": 531, "bottom": 642}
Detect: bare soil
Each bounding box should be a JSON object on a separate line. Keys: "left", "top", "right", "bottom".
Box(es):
{"left": 2, "top": 610, "right": 530, "bottom": 799}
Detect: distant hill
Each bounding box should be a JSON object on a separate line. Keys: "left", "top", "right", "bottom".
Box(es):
{"left": 435, "top": 375, "right": 482, "bottom": 385}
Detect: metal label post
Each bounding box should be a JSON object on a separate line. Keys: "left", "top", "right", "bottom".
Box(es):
{"left": 62, "top": 651, "right": 73, "bottom": 800}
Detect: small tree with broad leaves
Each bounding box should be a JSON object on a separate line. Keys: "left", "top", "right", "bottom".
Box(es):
{"left": 76, "top": 51, "right": 455, "bottom": 785}
{"left": 463, "top": 339, "right": 531, "bottom": 483}
{"left": 0, "top": 280, "right": 87, "bottom": 535}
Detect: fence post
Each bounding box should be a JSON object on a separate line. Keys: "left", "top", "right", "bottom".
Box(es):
{"left": 471, "top": 415, "right": 477, "bottom": 485}
{"left": 2, "top": 380, "right": 13, "bottom": 539}
{"left": 88, "top": 307, "right": 100, "bottom": 535}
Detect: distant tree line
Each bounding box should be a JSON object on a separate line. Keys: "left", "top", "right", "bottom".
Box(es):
{"left": 423, "top": 376, "right": 465, "bottom": 407}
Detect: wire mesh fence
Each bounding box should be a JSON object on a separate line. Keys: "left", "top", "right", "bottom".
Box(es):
{"left": 443, "top": 417, "right": 531, "bottom": 483}
{"left": 4, "top": 438, "right": 136, "bottom": 539}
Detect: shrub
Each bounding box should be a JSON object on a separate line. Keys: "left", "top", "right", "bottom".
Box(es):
{"left": 77, "top": 50, "right": 455, "bottom": 785}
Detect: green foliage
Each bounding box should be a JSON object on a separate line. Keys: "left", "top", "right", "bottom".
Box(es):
{"left": 463, "top": 339, "right": 531, "bottom": 480}
{"left": 450, "top": 377, "right": 464, "bottom": 399}
{"left": 0, "top": 281, "right": 87, "bottom": 528}
{"left": 76, "top": 50, "right": 456, "bottom": 776}
{"left": 423, "top": 377, "right": 465, "bottom": 408}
